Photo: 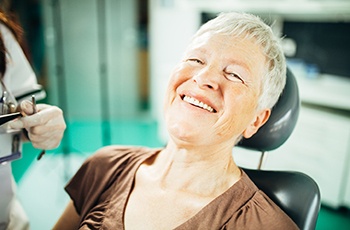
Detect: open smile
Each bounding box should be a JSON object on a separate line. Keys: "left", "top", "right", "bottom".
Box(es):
{"left": 181, "top": 95, "right": 217, "bottom": 113}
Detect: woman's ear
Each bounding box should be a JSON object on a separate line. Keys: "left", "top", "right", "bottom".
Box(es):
{"left": 243, "top": 109, "right": 271, "bottom": 139}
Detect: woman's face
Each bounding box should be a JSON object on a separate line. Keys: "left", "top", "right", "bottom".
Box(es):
{"left": 164, "top": 32, "right": 269, "bottom": 148}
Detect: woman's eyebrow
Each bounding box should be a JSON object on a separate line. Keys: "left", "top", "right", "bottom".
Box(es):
{"left": 226, "top": 58, "right": 251, "bottom": 74}
{"left": 187, "top": 47, "right": 207, "bottom": 55}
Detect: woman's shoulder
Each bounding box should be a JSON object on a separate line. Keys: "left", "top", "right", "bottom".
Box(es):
{"left": 215, "top": 171, "right": 298, "bottom": 229}
{"left": 225, "top": 172, "right": 299, "bottom": 229}
{"left": 0, "top": 22, "right": 16, "bottom": 44}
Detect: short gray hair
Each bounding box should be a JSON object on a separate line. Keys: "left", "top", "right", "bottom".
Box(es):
{"left": 192, "top": 12, "right": 286, "bottom": 111}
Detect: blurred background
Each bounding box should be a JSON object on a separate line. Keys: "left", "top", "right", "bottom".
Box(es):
{"left": 4, "top": 0, "right": 350, "bottom": 229}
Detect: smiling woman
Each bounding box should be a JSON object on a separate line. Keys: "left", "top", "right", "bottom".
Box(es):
{"left": 53, "top": 12, "right": 297, "bottom": 230}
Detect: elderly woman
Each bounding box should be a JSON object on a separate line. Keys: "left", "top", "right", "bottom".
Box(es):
{"left": 54, "top": 12, "right": 298, "bottom": 229}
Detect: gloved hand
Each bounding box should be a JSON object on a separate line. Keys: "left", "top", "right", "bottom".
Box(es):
{"left": 9, "top": 100, "right": 66, "bottom": 150}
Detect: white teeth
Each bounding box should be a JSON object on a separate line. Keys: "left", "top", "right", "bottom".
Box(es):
{"left": 183, "top": 96, "right": 214, "bottom": 113}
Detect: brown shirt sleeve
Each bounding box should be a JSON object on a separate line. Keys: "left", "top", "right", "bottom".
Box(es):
{"left": 65, "top": 146, "right": 123, "bottom": 215}
{"left": 65, "top": 146, "right": 152, "bottom": 219}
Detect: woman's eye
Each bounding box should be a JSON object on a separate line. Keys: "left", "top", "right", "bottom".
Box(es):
{"left": 187, "top": 58, "right": 203, "bottom": 64}
{"left": 226, "top": 72, "right": 245, "bottom": 84}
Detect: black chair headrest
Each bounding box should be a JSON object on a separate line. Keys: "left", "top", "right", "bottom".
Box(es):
{"left": 238, "top": 68, "right": 300, "bottom": 151}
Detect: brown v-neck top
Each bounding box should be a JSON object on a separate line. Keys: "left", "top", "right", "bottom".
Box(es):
{"left": 65, "top": 146, "right": 299, "bottom": 230}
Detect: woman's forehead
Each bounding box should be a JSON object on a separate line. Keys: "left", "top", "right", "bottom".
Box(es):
{"left": 187, "top": 33, "right": 259, "bottom": 52}
{"left": 186, "top": 33, "right": 266, "bottom": 66}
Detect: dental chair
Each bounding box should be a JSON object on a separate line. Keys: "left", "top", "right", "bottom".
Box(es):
{"left": 238, "top": 68, "right": 321, "bottom": 230}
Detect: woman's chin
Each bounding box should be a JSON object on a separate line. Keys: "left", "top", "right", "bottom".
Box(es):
{"left": 167, "top": 122, "right": 202, "bottom": 144}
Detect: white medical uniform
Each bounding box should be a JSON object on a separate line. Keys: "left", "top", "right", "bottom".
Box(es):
{"left": 0, "top": 23, "right": 44, "bottom": 230}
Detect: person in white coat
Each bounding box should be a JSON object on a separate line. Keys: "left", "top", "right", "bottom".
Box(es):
{"left": 0, "top": 10, "right": 66, "bottom": 230}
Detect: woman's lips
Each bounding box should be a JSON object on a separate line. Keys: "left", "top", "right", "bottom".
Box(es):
{"left": 181, "top": 95, "right": 216, "bottom": 113}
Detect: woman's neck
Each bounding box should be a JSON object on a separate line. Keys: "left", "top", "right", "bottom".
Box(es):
{"left": 144, "top": 140, "right": 242, "bottom": 197}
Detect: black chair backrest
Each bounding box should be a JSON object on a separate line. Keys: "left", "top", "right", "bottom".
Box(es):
{"left": 238, "top": 68, "right": 300, "bottom": 151}
{"left": 237, "top": 68, "right": 321, "bottom": 230}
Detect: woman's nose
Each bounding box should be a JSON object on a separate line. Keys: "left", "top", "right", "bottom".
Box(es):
{"left": 192, "top": 67, "right": 219, "bottom": 90}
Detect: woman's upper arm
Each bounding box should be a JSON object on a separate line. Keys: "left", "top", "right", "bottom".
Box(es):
{"left": 53, "top": 200, "right": 80, "bottom": 230}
